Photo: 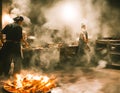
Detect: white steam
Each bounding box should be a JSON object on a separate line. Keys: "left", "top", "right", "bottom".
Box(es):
{"left": 9, "top": 0, "right": 120, "bottom": 44}
{"left": 2, "top": 0, "right": 119, "bottom": 71}
{"left": 10, "top": 0, "right": 31, "bottom": 25}
{"left": 97, "top": 60, "right": 107, "bottom": 69}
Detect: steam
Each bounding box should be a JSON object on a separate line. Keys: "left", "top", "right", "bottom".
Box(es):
{"left": 3, "top": 0, "right": 120, "bottom": 40}
{"left": 4, "top": 0, "right": 119, "bottom": 71}
{"left": 1, "top": 1, "right": 120, "bottom": 93}
{"left": 97, "top": 60, "right": 107, "bottom": 69}
{"left": 8, "top": 0, "right": 120, "bottom": 42}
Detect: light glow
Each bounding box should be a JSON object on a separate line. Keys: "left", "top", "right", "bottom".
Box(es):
{"left": 60, "top": 3, "right": 79, "bottom": 22}
{"left": 4, "top": 74, "right": 56, "bottom": 92}
{"left": 2, "top": 14, "right": 13, "bottom": 27}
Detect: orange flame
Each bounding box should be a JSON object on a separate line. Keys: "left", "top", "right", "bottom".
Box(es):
{"left": 4, "top": 74, "right": 56, "bottom": 93}
{"left": 2, "top": 14, "right": 13, "bottom": 28}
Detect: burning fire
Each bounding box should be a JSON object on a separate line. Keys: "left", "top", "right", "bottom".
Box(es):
{"left": 3, "top": 74, "right": 57, "bottom": 93}
{"left": 2, "top": 14, "right": 13, "bottom": 27}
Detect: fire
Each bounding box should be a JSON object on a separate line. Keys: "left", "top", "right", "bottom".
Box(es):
{"left": 3, "top": 74, "right": 57, "bottom": 93}
{"left": 2, "top": 14, "right": 13, "bottom": 27}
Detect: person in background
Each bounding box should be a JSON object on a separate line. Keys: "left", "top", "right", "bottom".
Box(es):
{"left": 77, "top": 24, "right": 90, "bottom": 62}
{"left": 0, "top": 16, "right": 29, "bottom": 78}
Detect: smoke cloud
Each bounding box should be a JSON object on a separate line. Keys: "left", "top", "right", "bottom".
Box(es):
{"left": 7, "top": 0, "right": 119, "bottom": 44}
{"left": 0, "top": 0, "right": 118, "bottom": 72}
{"left": 1, "top": 0, "right": 120, "bottom": 93}
{"left": 3, "top": 0, "right": 118, "bottom": 72}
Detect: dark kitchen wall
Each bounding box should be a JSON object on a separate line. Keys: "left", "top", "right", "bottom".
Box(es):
{"left": 108, "top": 0, "right": 120, "bottom": 9}
{"left": 98, "top": 0, "right": 120, "bottom": 38}
{"left": 0, "top": 0, "right": 2, "bottom": 30}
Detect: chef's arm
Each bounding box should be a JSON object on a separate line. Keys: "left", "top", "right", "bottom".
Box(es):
{"left": 21, "top": 37, "right": 29, "bottom": 48}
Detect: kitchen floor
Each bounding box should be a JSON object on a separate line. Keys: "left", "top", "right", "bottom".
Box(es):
{"left": 0, "top": 64, "right": 120, "bottom": 93}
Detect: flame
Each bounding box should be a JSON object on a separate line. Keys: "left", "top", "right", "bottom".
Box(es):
{"left": 4, "top": 74, "right": 56, "bottom": 93}
{"left": 15, "top": 74, "right": 23, "bottom": 88}
{"left": 2, "top": 14, "right": 13, "bottom": 28}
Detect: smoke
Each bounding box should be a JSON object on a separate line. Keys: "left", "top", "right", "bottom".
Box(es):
{"left": 11, "top": 0, "right": 31, "bottom": 15}
{"left": 5, "top": 0, "right": 119, "bottom": 71}
{"left": 1, "top": 1, "right": 120, "bottom": 93}
{"left": 9, "top": 0, "right": 119, "bottom": 39}
{"left": 96, "top": 60, "right": 107, "bottom": 69}
{"left": 8, "top": 0, "right": 105, "bottom": 44}
{"left": 4, "top": 0, "right": 120, "bottom": 41}
{"left": 41, "top": 0, "right": 120, "bottom": 41}
{"left": 2, "top": 0, "right": 31, "bottom": 27}
{"left": 98, "top": 1, "right": 120, "bottom": 38}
